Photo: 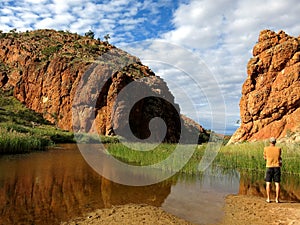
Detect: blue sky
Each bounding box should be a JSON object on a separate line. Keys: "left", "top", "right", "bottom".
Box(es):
{"left": 1, "top": 0, "right": 300, "bottom": 134}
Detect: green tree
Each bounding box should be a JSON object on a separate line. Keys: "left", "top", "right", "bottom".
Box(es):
{"left": 85, "top": 30, "right": 95, "bottom": 39}
{"left": 104, "top": 34, "right": 110, "bottom": 42}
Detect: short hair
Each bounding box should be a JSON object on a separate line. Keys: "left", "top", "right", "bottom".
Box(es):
{"left": 269, "top": 137, "right": 276, "bottom": 144}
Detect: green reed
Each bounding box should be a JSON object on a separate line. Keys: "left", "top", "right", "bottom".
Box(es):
{"left": 214, "top": 141, "right": 300, "bottom": 175}
{"left": 107, "top": 141, "right": 300, "bottom": 176}
{"left": 74, "top": 133, "right": 120, "bottom": 144}
{"left": 0, "top": 122, "right": 76, "bottom": 154}
{"left": 0, "top": 128, "right": 50, "bottom": 154}
{"left": 107, "top": 143, "right": 177, "bottom": 166}
{"left": 280, "top": 142, "right": 300, "bottom": 175}
{"left": 107, "top": 143, "right": 205, "bottom": 174}
{"left": 213, "top": 142, "right": 266, "bottom": 172}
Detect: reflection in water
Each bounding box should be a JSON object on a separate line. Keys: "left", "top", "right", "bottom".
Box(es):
{"left": 239, "top": 171, "right": 300, "bottom": 202}
{"left": 1, "top": 144, "right": 299, "bottom": 225}
{"left": 162, "top": 168, "right": 240, "bottom": 225}
{"left": 0, "top": 144, "right": 172, "bottom": 225}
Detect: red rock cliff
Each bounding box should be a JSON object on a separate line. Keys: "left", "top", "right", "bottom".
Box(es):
{"left": 0, "top": 29, "right": 207, "bottom": 143}
{"left": 229, "top": 30, "right": 300, "bottom": 143}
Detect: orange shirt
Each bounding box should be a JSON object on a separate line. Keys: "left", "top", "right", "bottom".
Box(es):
{"left": 263, "top": 146, "right": 282, "bottom": 167}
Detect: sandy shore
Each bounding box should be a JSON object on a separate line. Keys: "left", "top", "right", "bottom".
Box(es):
{"left": 62, "top": 195, "right": 300, "bottom": 225}
{"left": 219, "top": 195, "right": 300, "bottom": 225}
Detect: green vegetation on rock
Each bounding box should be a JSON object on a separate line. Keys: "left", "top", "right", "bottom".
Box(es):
{"left": 0, "top": 90, "right": 121, "bottom": 154}
{"left": 0, "top": 90, "right": 74, "bottom": 154}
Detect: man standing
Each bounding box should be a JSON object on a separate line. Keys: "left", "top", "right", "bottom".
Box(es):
{"left": 264, "top": 137, "right": 282, "bottom": 203}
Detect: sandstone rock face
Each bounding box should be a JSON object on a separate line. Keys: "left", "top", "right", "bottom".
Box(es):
{"left": 0, "top": 29, "right": 207, "bottom": 143}
{"left": 229, "top": 30, "right": 300, "bottom": 143}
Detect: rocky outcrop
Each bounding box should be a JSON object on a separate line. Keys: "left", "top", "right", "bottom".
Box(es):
{"left": 0, "top": 29, "right": 207, "bottom": 143}
{"left": 229, "top": 30, "right": 300, "bottom": 143}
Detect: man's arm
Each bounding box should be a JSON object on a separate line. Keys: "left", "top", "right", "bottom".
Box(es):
{"left": 279, "top": 148, "right": 282, "bottom": 166}
{"left": 263, "top": 148, "right": 267, "bottom": 160}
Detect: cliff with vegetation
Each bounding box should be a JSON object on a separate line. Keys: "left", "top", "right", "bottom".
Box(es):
{"left": 229, "top": 30, "right": 300, "bottom": 144}
{"left": 0, "top": 29, "right": 208, "bottom": 144}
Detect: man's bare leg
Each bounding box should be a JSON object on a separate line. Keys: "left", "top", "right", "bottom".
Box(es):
{"left": 275, "top": 182, "right": 280, "bottom": 203}
{"left": 266, "top": 182, "right": 271, "bottom": 202}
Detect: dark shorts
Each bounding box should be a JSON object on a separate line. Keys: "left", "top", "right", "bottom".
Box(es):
{"left": 265, "top": 167, "right": 281, "bottom": 183}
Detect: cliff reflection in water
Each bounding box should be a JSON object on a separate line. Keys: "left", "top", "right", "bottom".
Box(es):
{"left": 0, "top": 144, "right": 172, "bottom": 225}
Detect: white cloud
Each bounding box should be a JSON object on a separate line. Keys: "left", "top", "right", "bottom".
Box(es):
{"left": 69, "top": 18, "right": 94, "bottom": 32}
{"left": 23, "top": 0, "right": 48, "bottom": 4}
{"left": 1, "top": 8, "right": 14, "bottom": 15}
{"left": 0, "top": 0, "right": 165, "bottom": 41}
{"left": 0, "top": 16, "right": 11, "bottom": 24}
{"left": 163, "top": 0, "right": 234, "bottom": 49}
{"left": 20, "top": 12, "right": 39, "bottom": 21}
